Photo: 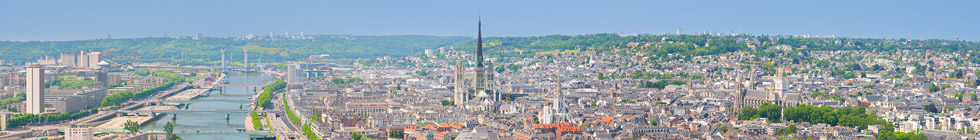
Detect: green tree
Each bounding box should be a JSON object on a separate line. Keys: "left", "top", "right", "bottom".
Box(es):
{"left": 738, "top": 106, "right": 759, "bottom": 120}
{"left": 924, "top": 103, "right": 939, "bottom": 113}
{"left": 351, "top": 131, "right": 375, "bottom": 140}
{"left": 785, "top": 124, "right": 798, "bottom": 134}
{"left": 389, "top": 130, "right": 404, "bottom": 139}
{"left": 164, "top": 121, "right": 179, "bottom": 140}
{"left": 650, "top": 120, "right": 658, "bottom": 126}
{"left": 439, "top": 99, "right": 455, "bottom": 107}
{"left": 416, "top": 69, "right": 429, "bottom": 76}
{"left": 717, "top": 124, "right": 729, "bottom": 133}
{"left": 347, "top": 77, "right": 363, "bottom": 83}
{"left": 929, "top": 83, "right": 940, "bottom": 92}
{"left": 124, "top": 120, "right": 140, "bottom": 134}
{"left": 331, "top": 77, "right": 345, "bottom": 84}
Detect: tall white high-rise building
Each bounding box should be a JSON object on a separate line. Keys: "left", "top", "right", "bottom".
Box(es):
{"left": 287, "top": 63, "right": 304, "bottom": 84}
{"left": 26, "top": 64, "right": 45, "bottom": 114}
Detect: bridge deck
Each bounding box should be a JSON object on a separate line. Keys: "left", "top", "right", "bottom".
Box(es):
{"left": 120, "top": 109, "right": 251, "bottom": 113}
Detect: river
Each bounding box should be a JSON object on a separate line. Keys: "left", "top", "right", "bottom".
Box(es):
{"left": 141, "top": 72, "right": 277, "bottom": 139}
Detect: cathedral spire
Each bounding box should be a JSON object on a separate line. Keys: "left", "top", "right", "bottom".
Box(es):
{"left": 477, "top": 16, "right": 484, "bottom": 67}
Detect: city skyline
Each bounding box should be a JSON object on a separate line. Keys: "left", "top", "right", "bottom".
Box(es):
{"left": 1, "top": 1, "right": 979, "bottom": 139}
{"left": 1, "top": 0, "right": 979, "bottom": 41}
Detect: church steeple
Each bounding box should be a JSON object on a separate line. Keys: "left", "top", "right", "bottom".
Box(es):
{"left": 477, "top": 16, "right": 484, "bottom": 67}
{"left": 474, "top": 16, "right": 487, "bottom": 92}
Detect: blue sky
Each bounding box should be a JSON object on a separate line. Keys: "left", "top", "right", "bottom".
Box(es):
{"left": 0, "top": 0, "right": 977, "bottom": 41}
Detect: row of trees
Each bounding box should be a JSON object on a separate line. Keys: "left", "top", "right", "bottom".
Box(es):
{"left": 636, "top": 80, "right": 686, "bottom": 89}
{"left": 737, "top": 103, "right": 782, "bottom": 122}
{"left": 329, "top": 77, "right": 363, "bottom": 85}
{"left": 250, "top": 109, "right": 264, "bottom": 130}
{"left": 101, "top": 71, "right": 183, "bottom": 107}
{"left": 283, "top": 93, "right": 301, "bottom": 125}
{"left": 783, "top": 104, "right": 888, "bottom": 130}
{"left": 811, "top": 92, "right": 846, "bottom": 102}
{"left": 5, "top": 108, "right": 97, "bottom": 128}
{"left": 737, "top": 103, "right": 927, "bottom": 139}
{"left": 304, "top": 116, "right": 322, "bottom": 140}
{"left": 101, "top": 81, "right": 177, "bottom": 107}
{"left": 256, "top": 80, "right": 286, "bottom": 108}
{"left": 153, "top": 71, "right": 187, "bottom": 83}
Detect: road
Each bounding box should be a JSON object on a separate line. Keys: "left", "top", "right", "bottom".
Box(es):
{"left": 268, "top": 91, "right": 305, "bottom": 140}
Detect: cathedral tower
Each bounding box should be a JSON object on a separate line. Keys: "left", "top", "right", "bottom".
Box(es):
{"left": 474, "top": 17, "right": 487, "bottom": 92}
{"left": 454, "top": 60, "right": 466, "bottom": 106}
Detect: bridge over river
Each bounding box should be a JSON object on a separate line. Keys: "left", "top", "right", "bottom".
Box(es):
{"left": 163, "top": 99, "right": 252, "bottom": 104}
{"left": 120, "top": 109, "right": 252, "bottom": 114}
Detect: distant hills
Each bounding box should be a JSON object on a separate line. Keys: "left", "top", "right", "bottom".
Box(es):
{"left": 1, "top": 34, "right": 978, "bottom": 64}
{"left": 0, "top": 35, "right": 471, "bottom": 64}
{"left": 456, "top": 34, "right": 980, "bottom": 59}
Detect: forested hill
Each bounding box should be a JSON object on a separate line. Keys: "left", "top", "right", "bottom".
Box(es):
{"left": 3, "top": 33, "right": 980, "bottom": 64}
{"left": 0, "top": 35, "right": 471, "bottom": 63}
{"left": 456, "top": 33, "right": 980, "bottom": 61}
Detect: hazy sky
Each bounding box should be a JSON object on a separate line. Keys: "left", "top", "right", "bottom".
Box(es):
{"left": 1, "top": 0, "right": 978, "bottom": 41}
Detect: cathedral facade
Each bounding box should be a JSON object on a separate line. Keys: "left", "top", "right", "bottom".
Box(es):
{"left": 733, "top": 68, "right": 802, "bottom": 114}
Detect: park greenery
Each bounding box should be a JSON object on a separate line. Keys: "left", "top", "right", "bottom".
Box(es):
{"left": 636, "top": 80, "right": 686, "bottom": 89}
{"left": 439, "top": 99, "right": 456, "bottom": 107}
{"left": 0, "top": 93, "right": 26, "bottom": 109}
{"left": 737, "top": 103, "right": 927, "bottom": 140}
{"left": 783, "top": 105, "right": 887, "bottom": 130}
{"left": 811, "top": 92, "right": 846, "bottom": 102}
{"left": 49, "top": 75, "right": 96, "bottom": 89}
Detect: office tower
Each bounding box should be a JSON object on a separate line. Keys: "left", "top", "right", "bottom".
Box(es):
{"left": 87, "top": 52, "right": 101, "bottom": 68}
{"left": 26, "top": 64, "right": 45, "bottom": 114}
